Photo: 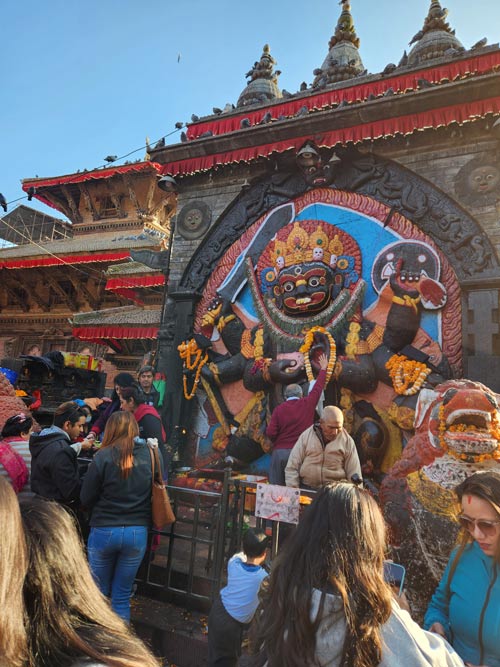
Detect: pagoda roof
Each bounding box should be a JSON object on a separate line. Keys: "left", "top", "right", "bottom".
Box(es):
{"left": 22, "top": 161, "right": 162, "bottom": 212}
{"left": 0, "top": 232, "right": 159, "bottom": 269}
{"left": 72, "top": 305, "right": 161, "bottom": 342}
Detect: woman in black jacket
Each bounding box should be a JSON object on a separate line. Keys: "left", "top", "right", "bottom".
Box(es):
{"left": 81, "top": 411, "right": 162, "bottom": 622}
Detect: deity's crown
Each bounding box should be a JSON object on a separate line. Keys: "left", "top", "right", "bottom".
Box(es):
{"left": 270, "top": 221, "right": 345, "bottom": 269}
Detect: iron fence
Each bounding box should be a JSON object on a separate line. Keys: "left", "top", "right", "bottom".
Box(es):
{"left": 136, "top": 472, "right": 316, "bottom": 610}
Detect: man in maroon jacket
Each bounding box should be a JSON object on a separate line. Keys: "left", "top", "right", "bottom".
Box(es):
{"left": 266, "top": 353, "right": 328, "bottom": 485}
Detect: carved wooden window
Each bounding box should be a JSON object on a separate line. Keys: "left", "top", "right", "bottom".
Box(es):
{"left": 98, "top": 196, "right": 119, "bottom": 218}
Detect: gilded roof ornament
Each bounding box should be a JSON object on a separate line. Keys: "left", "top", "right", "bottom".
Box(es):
{"left": 408, "top": 1, "right": 464, "bottom": 65}
{"left": 329, "top": 0, "right": 360, "bottom": 50}
{"left": 312, "top": 0, "right": 365, "bottom": 89}
{"left": 237, "top": 44, "right": 282, "bottom": 108}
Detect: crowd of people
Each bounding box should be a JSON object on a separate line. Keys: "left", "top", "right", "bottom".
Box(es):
{"left": 0, "top": 366, "right": 167, "bottom": 625}
{"left": 1, "top": 362, "right": 500, "bottom": 667}
{"left": 207, "top": 472, "right": 500, "bottom": 667}
{"left": 209, "top": 376, "right": 500, "bottom": 667}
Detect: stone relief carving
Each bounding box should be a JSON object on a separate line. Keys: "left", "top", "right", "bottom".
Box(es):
{"left": 454, "top": 152, "right": 500, "bottom": 207}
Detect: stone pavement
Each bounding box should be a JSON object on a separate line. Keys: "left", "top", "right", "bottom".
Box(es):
{"left": 132, "top": 594, "right": 253, "bottom": 666}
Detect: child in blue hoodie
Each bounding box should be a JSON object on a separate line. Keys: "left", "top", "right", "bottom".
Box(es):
{"left": 208, "top": 529, "right": 269, "bottom": 666}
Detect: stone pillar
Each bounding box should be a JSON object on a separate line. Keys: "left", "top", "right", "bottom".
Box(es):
{"left": 157, "top": 290, "right": 201, "bottom": 454}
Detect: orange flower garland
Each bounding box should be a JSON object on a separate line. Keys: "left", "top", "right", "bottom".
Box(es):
{"left": 438, "top": 404, "right": 500, "bottom": 463}
{"left": 299, "top": 326, "right": 336, "bottom": 383}
{"left": 386, "top": 354, "right": 431, "bottom": 396}
{"left": 178, "top": 339, "right": 209, "bottom": 400}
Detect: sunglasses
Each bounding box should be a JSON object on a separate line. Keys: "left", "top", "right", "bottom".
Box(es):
{"left": 457, "top": 514, "right": 500, "bottom": 537}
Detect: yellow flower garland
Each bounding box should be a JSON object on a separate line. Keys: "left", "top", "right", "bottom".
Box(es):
{"left": 386, "top": 354, "right": 431, "bottom": 396}
{"left": 178, "top": 339, "right": 209, "bottom": 400}
{"left": 299, "top": 326, "right": 337, "bottom": 383}
{"left": 438, "top": 404, "right": 500, "bottom": 462}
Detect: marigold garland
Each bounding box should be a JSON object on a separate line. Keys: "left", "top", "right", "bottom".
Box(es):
{"left": 438, "top": 404, "right": 500, "bottom": 463}
{"left": 254, "top": 327, "right": 264, "bottom": 360}
{"left": 299, "top": 326, "right": 337, "bottom": 383}
{"left": 178, "top": 339, "right": 209, "bottom": 400}
{"left": 386, "top": 354, "right": 431, "bottom": 396}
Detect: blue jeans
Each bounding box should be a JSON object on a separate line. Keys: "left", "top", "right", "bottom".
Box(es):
{"left": 87, "top": 525, "right": 148, "bottom": 622}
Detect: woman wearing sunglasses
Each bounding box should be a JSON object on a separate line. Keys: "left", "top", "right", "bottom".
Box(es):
{"left": 425, "top": 470, "right": 500, "bottom": 667}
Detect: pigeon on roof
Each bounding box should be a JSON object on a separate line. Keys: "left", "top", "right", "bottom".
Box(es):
{"left": 470, "top": 37, "right": 488, "bottom": 50}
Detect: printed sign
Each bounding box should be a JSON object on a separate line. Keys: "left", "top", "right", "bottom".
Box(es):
{"left": 255, "top": 483, "right": 300, "bottom": 524}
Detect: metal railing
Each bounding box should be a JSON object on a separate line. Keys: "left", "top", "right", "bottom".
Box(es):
{"left": 136, "top": 470, "right": 233, "bottom": 610}
{"left": 136, "top": 473, "right": 316, "bottom": 610}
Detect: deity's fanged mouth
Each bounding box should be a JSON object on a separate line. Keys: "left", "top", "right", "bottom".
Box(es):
{"left": 441, "top": 409, "right": 499, "bottom": 459}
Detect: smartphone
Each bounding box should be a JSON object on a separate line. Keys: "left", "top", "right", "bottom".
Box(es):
{"left": 383, "top": 561, "right": 406, "bottom": 595}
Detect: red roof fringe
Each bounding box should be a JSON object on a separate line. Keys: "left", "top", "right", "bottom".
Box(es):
{"left": 187, "top": 52, "right": 500, "bottom": 140}
{"left": 0, "top": 251, "right": 132, "bottom": 270}
{"left": 21, "top": 162, "right": 163, "bottom": 212}
{"left": 73, "top": 326, "right": 159, "bottom": 341}
{"left": 105, "top": 275, "right": 165, "bottom": 290}
{"left": 22, "top": 162, "right": 163, "bottom": 191}
{"left": 163, "top": 96, "right": 500, "bottom": 177}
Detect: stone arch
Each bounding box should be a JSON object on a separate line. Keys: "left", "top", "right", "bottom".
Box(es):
{"left": 180, "top": 149, "right": 498, "bottom": 292}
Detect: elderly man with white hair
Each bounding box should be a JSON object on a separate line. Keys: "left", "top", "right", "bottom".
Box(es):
{"left": 285, "top": 404, "right": 362, "bottom": 490}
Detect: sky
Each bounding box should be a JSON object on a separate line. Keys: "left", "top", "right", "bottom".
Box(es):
{"left": 1, "top": 0, "right": 499, "bottom": 222}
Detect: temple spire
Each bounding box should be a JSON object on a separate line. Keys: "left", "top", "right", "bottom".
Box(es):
{"left": 237, "top": 44, "right": 282, "bottom": 108}
{"left": 329, "top": 0, "right": 360, "bottom": 50}
{"left": 312, "top": 0, "right": 364, "bottom": 89}
{"left": 408, "top": 0, "right": 464, "bottom": 65}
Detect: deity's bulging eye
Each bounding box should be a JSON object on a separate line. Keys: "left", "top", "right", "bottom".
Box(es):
{"left": 283, "top": 282, "right": 295, "bottom": 292}
{"left": 308, "top": 276, "right": 320, "bottom": 288}
{"left": 265, "top": 270, "right": 275, "bottom": 282}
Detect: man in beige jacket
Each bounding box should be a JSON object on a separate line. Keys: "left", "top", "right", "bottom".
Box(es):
{"left": 285, "top": 405, "right": 361, "bottom": 489}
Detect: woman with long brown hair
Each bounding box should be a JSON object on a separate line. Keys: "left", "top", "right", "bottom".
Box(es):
{"left": 0, "top": 476, "right": 28, "bottom": 667}
{"left": 20, "top": 496, "right": 160, "bottom": 667}
{"left": 81, "top": 411, "right": 161, "bottom": 622}
{"left": 253, "top": 482, "right": 464, "bottom": 667}
{"left": 425, "top": 470, "right": 500, "bottom": 667}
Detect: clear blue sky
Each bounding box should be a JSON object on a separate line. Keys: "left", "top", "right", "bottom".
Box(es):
{"left": 1, "top": 0, "right": 499, "bottom": 221}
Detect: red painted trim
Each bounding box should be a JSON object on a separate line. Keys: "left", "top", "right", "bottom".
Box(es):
{"left": 22, "top": 162, "right": 162, "bottom": 190}
{"left": 187, "top": 52, "right": 500, "bottom": 139}
{"left": 163, "top": 96, "right": 500, "bottom": 176}
{"left": 0, "top": 251, "right": 131, "bottom": 270}
{"left": 105, "top": 275, "right": 165, "bottom": 290}
{"left": 72, "top": 326, "right": 159, "bottom": 341}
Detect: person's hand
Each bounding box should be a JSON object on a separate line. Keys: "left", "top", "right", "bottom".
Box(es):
{"left": 428, "top": 622, "right": 447, "bottom": 639}
{"left": 86, "top": 432, "right": 96, "bottom": 441}
{"left": 80, "top": 438, "right": 93, "bottom": 451}
{"left": 392, "top": 588, "right": 411, "bottom": 614}
{"left": 317, "top": 353, "right": 329, "bottom": 371}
